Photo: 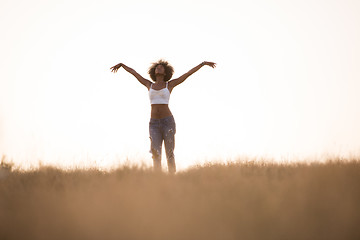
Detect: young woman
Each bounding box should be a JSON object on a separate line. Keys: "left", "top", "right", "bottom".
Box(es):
{"left": 110, "top": 60, "right": 216, "bottom": 173}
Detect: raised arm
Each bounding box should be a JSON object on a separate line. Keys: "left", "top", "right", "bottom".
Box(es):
{"left": 168, "top": 61, "right": 216, "bottom": 89}
{"left": 110, "top": 63, "right": 152, "bottom": 89}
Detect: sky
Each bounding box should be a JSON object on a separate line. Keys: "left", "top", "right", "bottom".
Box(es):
{"left": 1, "top": 0, "right": 360, "bottom": 170}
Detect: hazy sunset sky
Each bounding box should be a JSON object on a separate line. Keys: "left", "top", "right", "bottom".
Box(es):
{"left": 1, "top": 0, "right": 359, "bottom": 170}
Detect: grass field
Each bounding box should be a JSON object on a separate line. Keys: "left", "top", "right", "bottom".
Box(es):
{"left": 1, "top": 158, "right": 360, "bottom": 240}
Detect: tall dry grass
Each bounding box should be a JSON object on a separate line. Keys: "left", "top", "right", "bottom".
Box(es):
{"left": 1, "top": 159, "right": 360, "bottom": 240}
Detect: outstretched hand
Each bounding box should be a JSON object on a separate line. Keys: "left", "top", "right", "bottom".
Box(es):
{"left": 110, "top": 63, "right": 123, "bottom": 73}
{"left": 203, "top": 61, "right": 217, "bottom": 68}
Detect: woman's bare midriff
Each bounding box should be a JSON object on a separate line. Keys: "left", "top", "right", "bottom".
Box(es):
{"left": 151, "top": 104, "right": 172, "bottom": 119}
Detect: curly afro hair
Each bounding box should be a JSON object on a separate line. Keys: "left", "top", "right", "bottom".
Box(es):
{"left": 148, "top": 59, "right": 174, "bottom": 82}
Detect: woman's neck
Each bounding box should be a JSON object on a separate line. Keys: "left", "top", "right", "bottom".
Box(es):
{"left": 155, "top": 74, "right": 165, "bottom": 82}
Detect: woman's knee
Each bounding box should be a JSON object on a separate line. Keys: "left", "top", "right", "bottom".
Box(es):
{"left": 151, "top": 147, "right": 161, "bottom": 158}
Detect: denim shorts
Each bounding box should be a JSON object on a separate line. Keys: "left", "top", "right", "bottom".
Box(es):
{"left": 149, "top": 115, "right": 176, "bottom": 173}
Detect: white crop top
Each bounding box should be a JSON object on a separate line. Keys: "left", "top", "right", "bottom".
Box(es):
{"left": 149, "top": 82, "right": 171, "bottom": 104}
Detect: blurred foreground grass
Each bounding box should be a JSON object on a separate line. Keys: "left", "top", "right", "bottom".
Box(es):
{"left": 1, "top": 159, "right": 360, "bottom": 240}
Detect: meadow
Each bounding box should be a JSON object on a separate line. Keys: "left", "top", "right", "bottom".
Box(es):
{"left": 1, "top": 158, "right": 360, "bottom": 240}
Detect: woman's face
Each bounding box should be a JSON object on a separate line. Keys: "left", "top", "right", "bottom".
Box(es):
{"left": 155, "top": 65, "right": 165, "bottom": 76}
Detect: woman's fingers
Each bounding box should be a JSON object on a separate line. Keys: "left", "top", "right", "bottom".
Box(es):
{"left": 110, "top": 64, "right": 122, "bottom": 73}
{"left": 206, "top": 62, "right": 216, "bottom": 68}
